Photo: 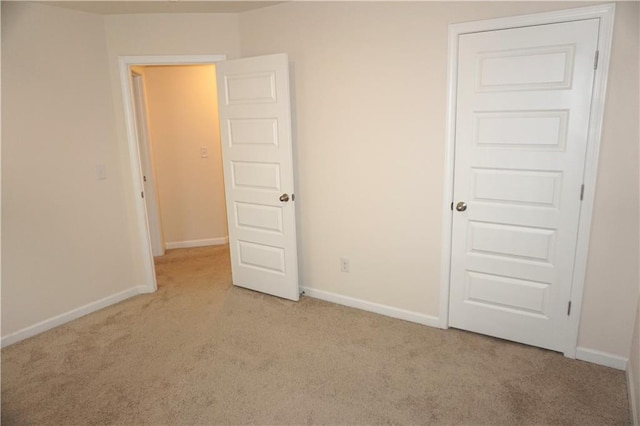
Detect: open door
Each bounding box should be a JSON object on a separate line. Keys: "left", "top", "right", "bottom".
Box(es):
{"left": 216, "top": 54, "right": 300, "bottom": 301}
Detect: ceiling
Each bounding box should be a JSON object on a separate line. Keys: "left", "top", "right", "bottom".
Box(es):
{"left": 40, "top": 1, "right": 284, "bottom": 14}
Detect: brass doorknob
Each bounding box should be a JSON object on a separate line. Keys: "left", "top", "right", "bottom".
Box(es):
{"left": 456, "top": 201, "right": 467, "bottom": 212}
{"left": 279, "top": 193, "right": 290, "bottom": 202}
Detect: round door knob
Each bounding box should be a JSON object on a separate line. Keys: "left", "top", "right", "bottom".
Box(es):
{"left": 279, "top": 193, "right": 290, "bottom": 202}
{"left": 456, "top": 201, "right": 467, "bottom": 212}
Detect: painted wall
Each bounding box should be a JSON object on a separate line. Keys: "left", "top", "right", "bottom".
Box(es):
{"left": 630, "top": 300, "right": 640, "bottom": 423}
{"left": 239, "top": 1, "right": 640, "bottom": 359}
{"left": 632, "top": 4, "right": 640, "bottom": 416}
{"left": 1, "top": 2, "right": 138, "bottom": 335}
{"left": 141, "top": 65, "right": 227, "bottom": 246}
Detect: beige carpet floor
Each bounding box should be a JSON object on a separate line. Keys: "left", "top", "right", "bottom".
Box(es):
{"left": 1, "top": 245, "right": 631, "bottom": 425}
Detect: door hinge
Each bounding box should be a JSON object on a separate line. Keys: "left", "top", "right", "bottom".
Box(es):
{"left": 567, "top": 301, "right": 572, "bottom": 316}
{"left": 141, "top": 191, "right": 144, "bottom": 199}
{"left": 143, "top": 175, "right": 147, "bottom": 182}
{"left": 594, "top": 50, "right": 599, "bottom": 70}
{"left": 580, "top": 184, "right": 585, "bottom": 201}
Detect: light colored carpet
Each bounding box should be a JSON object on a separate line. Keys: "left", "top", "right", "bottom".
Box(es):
{"left": 1, "top": 245, "right": 630, "bottom": 425}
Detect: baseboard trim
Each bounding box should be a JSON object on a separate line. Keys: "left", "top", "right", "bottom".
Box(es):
{"left": 301, "top": 287, "right": 441, "bottom": 328}
{"left": 628, "top": 363, "right": 639, "bottom": 426}
{"left": 575, "top": 347, "right": 628, "bottom": 370}
{"left": 1, "top": 286, "right": 147, "bottom": 348}
{"left": 165, "top": 237, "right": 229, "bottom": 250}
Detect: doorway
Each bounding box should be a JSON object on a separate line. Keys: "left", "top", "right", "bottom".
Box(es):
{"left": 120, "top": 55, "right": 227, "bottom": 292}
{"left": 120, "top": 54, "right": 301, "bottom": 300}
{"left": 130, "top": 64, "right": 228, "bottom": 256}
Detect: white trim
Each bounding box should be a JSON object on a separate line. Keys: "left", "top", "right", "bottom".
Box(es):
{"left": 302, "top": 287, "right": 441, "bottom": 328}
{"left": 165, "top": 237, "right": 229, "bottom": 249}
{"left": 628, "top": 363, "right": 639, "bottom": 426}
{"left": 118, "top": 54, "right": 227, "bottom": 293}
{"left": 449, "top": 3, "right": 617, "bottom": 34}
{"left": 1, "top": 286, "right": 146, "bottom": 348}
{"left": 575, "top": 347, "right": 628, "bottom": 371}
{"left": 119, "top": 55, "right": 225, "bottom": 67}
{"left": 439, "top": 4, "right": 616, "bottom": 357}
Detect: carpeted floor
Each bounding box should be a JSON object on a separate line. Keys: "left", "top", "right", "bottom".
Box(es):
{"left": 1, "top": 245, "right": 631, "bottom": 425}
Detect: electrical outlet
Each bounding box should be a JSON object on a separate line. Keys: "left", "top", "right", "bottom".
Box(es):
{"left": 200, "top": 146, "right": 209, "bottom": 158}
{"left": 340, "top": 257, "right": 350, "bottom": 273}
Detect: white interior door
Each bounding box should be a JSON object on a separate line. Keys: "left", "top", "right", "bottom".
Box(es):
{"left": 216, "top": 53, "right": 299, "bottom": 301}
{"left": 449, "top": 20, "right": 600, "bottom": 351}
{"left": 132, "top": 73, "right": 165, "bottom": 257}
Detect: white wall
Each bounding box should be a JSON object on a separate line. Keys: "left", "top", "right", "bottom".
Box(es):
{"left": 633, "top": 4, "right": 640, "bottom": 416}
{"left": 1, "top": 1, "right": 4, "bottom": 337}
{"left": 141, "top": 65, "right": 227, "bottom": 246}
{"left": 629, "top": 301, "right": 640, "bottom": 423}
{"left": 239, "top": 1, "right": 640, "bottom": 359}
{"left": 1, "top": 2, "right": 138, "bottom": 336}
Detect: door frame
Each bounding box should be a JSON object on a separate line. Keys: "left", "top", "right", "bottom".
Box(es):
{"left": 118, "top": 54, "right": 226, "bottom": 293}
{"left": 438, "top": 4, "right": 615, "bottom": 358}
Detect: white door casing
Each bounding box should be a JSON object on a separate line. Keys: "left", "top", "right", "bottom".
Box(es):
{"left": 131, "top": 73, "right": 165, "bottom": 257}
{"left": 216, "top": 54, "right": 300, "bottom": 301}
{"left": 448, "top": 19, "right": 602, "bottom": 352}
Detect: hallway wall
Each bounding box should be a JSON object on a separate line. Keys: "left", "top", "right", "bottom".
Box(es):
{"left": 141, "top": 65, "right": 228, "bottom": 247}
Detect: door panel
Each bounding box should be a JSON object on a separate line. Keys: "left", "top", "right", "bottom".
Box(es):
{"left": 449, "top": 20, "right": 599, "bottom": 351}
{"left": 465, "top": 271, "right": 549, "bottom": 316}
{"left": 476, "top": 44, "right": 575, "bottom": 91}
{"left": 217, "top": 54, "right": 299, "bottom": 301}
{"left": 228, "top": 118, "right": 279, "bottom": 146}
{"left": 474, "top": 110, "right": 568, "bottom": 149}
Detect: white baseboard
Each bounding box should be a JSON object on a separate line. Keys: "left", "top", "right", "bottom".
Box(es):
{"left": 1, "top": 286, "right": 147, "bottom": 348}
{"left": 629, "top": 364, "right": 639, "bottom": 426}
{"left": 301, "top": 287, "right": 441, "bottom": 328}
{"left": 575, "top": 347, "right": 628, "bottom": 370}
{"left": 165, "top": 236, "right": 229, "bottom": 250}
